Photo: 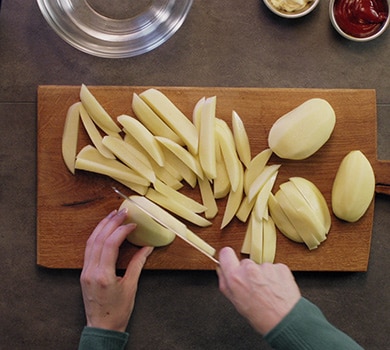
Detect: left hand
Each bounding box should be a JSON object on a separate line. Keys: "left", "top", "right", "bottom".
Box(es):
{"left": 80, "top": 208, "right": 154, "bottom": 332}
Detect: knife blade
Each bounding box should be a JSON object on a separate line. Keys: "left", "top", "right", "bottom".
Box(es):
{"left": 113, "top": 187, "right": 219, "bottom": 264}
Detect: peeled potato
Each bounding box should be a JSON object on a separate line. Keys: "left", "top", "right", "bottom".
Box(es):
{"left": 268, "top": 98, "right": 336, "bottom": 160}
{"left": 332, "top": 150, "right": 375, "bottom": 222}
{"left": 119, "top": 199, "right": 175, "bottom": 247}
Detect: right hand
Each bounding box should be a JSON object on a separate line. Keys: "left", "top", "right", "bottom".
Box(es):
{"left": 217, "top": 247, "right": 301, "bottom": 335}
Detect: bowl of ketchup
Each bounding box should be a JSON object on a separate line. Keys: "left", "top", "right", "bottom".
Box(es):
{"left": 330, "top": 0, "right": 390, "bottom": 41}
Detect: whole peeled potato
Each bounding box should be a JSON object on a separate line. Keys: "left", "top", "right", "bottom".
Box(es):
{"left": 332, "top": 150, "right": 375, "bottom": 222}
{"left": 268, "top": 98, "right": 336, "bottom": 160}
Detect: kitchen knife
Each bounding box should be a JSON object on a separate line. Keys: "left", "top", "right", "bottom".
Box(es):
{"left": 113, "top": 187, "right": 219, "bottom": 264}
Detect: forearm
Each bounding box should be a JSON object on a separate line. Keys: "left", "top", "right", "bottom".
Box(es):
{"left": 264, "top": 297, "right": 364, "bottom": 350}
{"left": 78, "top": 327, "right": 129, "bottom": 350}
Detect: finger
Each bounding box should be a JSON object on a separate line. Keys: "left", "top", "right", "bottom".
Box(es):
{"left": 85, "top": 209, "right": 129, "bottom": 270}
{"left": 98, "top": 222, "right": 137, "bottom": 273}
{"left": 218, "top": 247, "right": 241, "bottom": 275}
{"left": 123, "top": 246, "right": 154, "bottom": 284}
{"left": 83, "top": 209, "right": 117, "bottom": 269}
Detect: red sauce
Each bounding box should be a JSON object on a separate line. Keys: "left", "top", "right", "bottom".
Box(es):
{"left": 334, "top": 0, "right": 389, "bottom": 38}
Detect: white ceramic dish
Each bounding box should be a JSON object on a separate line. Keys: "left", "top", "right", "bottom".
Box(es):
{"left": 37, "top": 0, "right": 193, "bottom": 58}
{"left": 329, "top": 0, "right": 390, "bottom": 42}
{"left": 263, "top": 0, "right": 320, "bottom": 18}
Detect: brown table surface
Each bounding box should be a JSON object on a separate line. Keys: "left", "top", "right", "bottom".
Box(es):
{"left": 1, "top": 1, "right": 389, "bottom": 349}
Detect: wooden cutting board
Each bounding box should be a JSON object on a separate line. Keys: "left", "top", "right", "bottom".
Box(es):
{"left": 36, "top": 86, "right": 390, "bottom": 271}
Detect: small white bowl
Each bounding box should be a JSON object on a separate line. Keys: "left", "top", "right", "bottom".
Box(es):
{"left": 263, "top": 0, "right": 320, "bottom": 18}
{"left": 329, "top": 0, "right": 390, "bottom": 42}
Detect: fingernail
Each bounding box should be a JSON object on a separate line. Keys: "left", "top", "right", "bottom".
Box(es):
{"left": 118, "top": 207, "right": 128, "bottom": 216}
{"left": 107, "top": 209, "right": 118, "bottom": 218}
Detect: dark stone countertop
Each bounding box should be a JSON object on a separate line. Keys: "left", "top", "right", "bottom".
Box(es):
{"left": 0, "top": 1, "right": 389, "bottom": 349}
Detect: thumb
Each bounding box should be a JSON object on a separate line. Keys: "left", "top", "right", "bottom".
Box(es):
{"left": 124, "top": 246, "right": 154, "bottom": 281}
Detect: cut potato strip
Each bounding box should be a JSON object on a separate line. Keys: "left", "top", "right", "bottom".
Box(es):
{"left": 216, "top": 119, "right": 241, "bottom": 192}
{"left": 62, "top": 102, "right": 81, "bottom": 174}
{"left": 113, "top": 177, "right": 149, "bottom": 195}
{"left": 248, "top": 164, "right": 281, "bottom": 202}
{"left": 154, "top": 179, "right": 206, "bottom": 213}
{"left": 156, "top": 136, "right": 204, "bottom": 179}
{"left": 118, "top": 115, "right": 165, "bottom": 167}
{"left": 140, "top": 88, "right": 199, "bottom": 154}
{"left": 214, "top": 157, "right": 231, "bottom": 199}
{"left": 221, "top": 162, "right": 244, "bottom": 229}
{"left": 80, "top": 84, "right": 121, "bottom": 134}
{"left": 236, "top": 195, "right": 255, "bottom": 223}
{"left": 253, "top": 172, "right": 278, "bottom": 221}
{"left": 232, "top": 110, "right": 251, "bottom": 168}
{"left": 244, "top": 148, "right": 273, "bottom": 195}
{"left": 198, "top": 176, "right": 218, "bottom": 219}
{"left": 132, "top": 93, "right": 183, "bottom": 145}
{"left": 146, "top": 188, "right": 212, "bottom": 227}
{"left": 268, "top": 193, "right": 303, "bottom": 243}
{"left": 130, "top": 195, "right": 188, "bottom": 237}
{"left": 275, "top": 190, "right": 321, "bottom": 250}
{"left": 241, "top": 216, "right": 253, "bottom": 254}
{"left": 262, "top": 217, "right": 277, "bottom": 263}
{"left": 102, "top": 136, "right": 156, "bottom": 183}
{"left": 198, "top": 96, "right": 217, "bottom": 180}
{"left": 192, "top": 96, "right": 205, "bottom": 130}
{"left": 279, "top": 181, "right": 327, "bottom": 242}
{"left": 79, "top": 104, "right": 116, "bottom": 159}
{"left": 250, "top": 213, "right": 263, "bottom": 264}
{"left": 185, "top": 229, "right": 216, "bottom": 257}
{"left": 290, "top": 177, "right": 331, "bottom": 232}
{"left": 75, "top": 145, "right": 150, "bottom": 186}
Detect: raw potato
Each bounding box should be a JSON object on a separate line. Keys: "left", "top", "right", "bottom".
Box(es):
{"left": 118, "top": 115, "right": 165, "bottom": 167}
{"left": 80, "top": 84, "right": 121, "bottom": 135}
{"left": 119, "top": 199, "right": 175, "bottom": 247}
{"left": 62, "top": 102, "right": 81, "bottom": 174}
{"left": 146, "top": 188, "right": 212, "bottom": 227}
{"left": 270, "top": 177, "right": 331, "bottom": 250}
{"left": 140, "top": 88, "right": 199, "bottom": 154}
{"left": 198, "top": 96, "right": 217, "bottom": 180}
{"left": 268, "top": 98, "right": 336, "bottom": 160}
{"left": 216, "top": 119, "right": 241, "bottom": 192}
{"left": 102, "top": 136, "right": 156, "bottom": 183}
{"left": 79, "top": 105, "right": 116, "bottom": 159}
{"left": 132, "top": 93, "right": 183, "bottom": 145}
{"left": 332, "top": 150, "right": 375, "bottom": 222}
{"left": 232, "top": 110, "right": 251, "bottom": 168}
{"left": 75, "top": 145, "right": 150, "bottom": 186}
{"left": 156, "top": 136, "right": 204, "bottom": 179}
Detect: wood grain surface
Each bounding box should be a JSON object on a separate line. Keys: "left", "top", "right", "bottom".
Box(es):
{"left": 37, "top": 86, "right": 388, "bottom": 271}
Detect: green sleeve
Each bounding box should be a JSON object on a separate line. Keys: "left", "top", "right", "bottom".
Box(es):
{"left": 78, "top": 326, "right": 129, "bottom": 350}
{"left": 264, "top": 297, "right": 364, "bottom": 350}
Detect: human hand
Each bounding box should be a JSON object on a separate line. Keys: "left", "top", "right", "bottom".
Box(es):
{"left": 217, "top": 247, "right": 301, "bottom": 335}
{"left": 80, "top": 208, "right": 153, "bottom": 332}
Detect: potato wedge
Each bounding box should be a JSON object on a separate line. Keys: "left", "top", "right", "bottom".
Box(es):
{"left": 232, "top": 110, "right": 251, "bottom": 168}
{"left": 62, "top": 102, "right": 81, "bottom": 174}
{"left": 140, "top": 88, "right": 199, "bottom": 154}
{"left": 146, "top": 188, "right": 212, "bottom": 227}
{"left": 79, "top": 105, "right": 116, "bottom": 159}
{"left": 156, "top": 136, "right": 204, "bottom": 179}
{"left": 75, "top": 145, "right": 150, "bottom": 186}
{"left": 216, "top": 119, "right": 241, "bottom": 192}
{"left": 80, "top": 84, "right": 121, "bottom": 135}
{"left": 102, "top": 136, "right": 156, "bottom": 183}
{"left": 118, "top": 114, "right": 165, "bottom": 167}
{"left": 198, "top": 96, "right": 217, "bottom": 180}
{"left": 132, "top": 93, "right": 183, "bottom": 145}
